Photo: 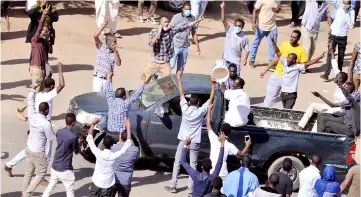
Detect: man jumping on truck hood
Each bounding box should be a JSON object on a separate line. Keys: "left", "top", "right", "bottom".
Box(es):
{"left": 165, "top": 69, "right": 216, "bottom": 196}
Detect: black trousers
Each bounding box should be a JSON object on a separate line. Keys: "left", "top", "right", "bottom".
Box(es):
{"left": 317, "top": 113, "right": 354, "bottom": 138}
{"left": 88, "top": 183, "right": 115, "bottom": 197}
{"left": 112, "top": 184, "right": 131, "bottom": 197}
{"left": 291, "top": 1, "right": 305, "bottom": 22}
{"left": 324, "top": 35, "right": 347, "bottom": 77}
{"left": 355, "top": 1, "right": 360, "bottom": 22}
{"left": 281, "top": 92, "right": 297, "bottom": 109}
{"left": 246, "top": 0, "right": 256, "bottom": 15}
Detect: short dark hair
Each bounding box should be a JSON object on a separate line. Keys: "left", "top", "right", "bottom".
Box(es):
{"left": 228, "top": 63, "right": 237, "bottom": 70}
{"left": 103, "top": 135, "right": 114, "bottom": 149}
{"left": 234, "top": 18, "right": 245, "bottom": 28}
{"left": 312, "top": 154, "right": 322, "bottom": 166}
{"left": 234, "top": 77, "right": 245, "bottom": 89}
{"left": 115, "top": 88, "right": 126, "bottom": 98}
{"left": 292, "top": 30, "right": 302, "bottom": 39}
{"left": 212, "top": 176, "right": 223, "bottom": 190}
{"left": 337, "top": 72, "right": 348, "bottom": 83}
{"left": 269, "top": 173, "right": 280, "bottom": 185}
{"left": 189, "top": 94, "right": 199, "bottom": 106}
{"left": 242, "top": 155, "right": 252, "bottom": 168}
{"left": 44, "top": 77, "right": 55, "bottom": 88}
{"left": 120, "top": 131, "right": 127, "bottom": 142}
{"left": 282, "top": 158, "right": 293, "bottom": 172}
{"left": 221, "top": 123, "right": 232, "bottom": 136}
{"left": 38, "top": 102, "right": 49, "bottom": 113}
{"left": 201, "top": 158, "right": 213, "bottom": 172}
{"left": 345, "top": 81, "right": 356, "bottom": 92}
{"left": 65, "top": 113, "right": 76, "bottom": 126}
{"left": 183, "top": 1, "right": 191, "bottom": 8}
{"left": 288, "top": 53, "right": 298, "bottom": 61}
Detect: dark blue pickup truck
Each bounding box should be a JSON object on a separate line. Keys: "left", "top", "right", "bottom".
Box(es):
{"left": 68, "top": 74, "right": 355, "bottom": 190}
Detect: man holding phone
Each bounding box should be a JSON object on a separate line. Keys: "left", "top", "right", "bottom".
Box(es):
{"left": 206, "top": 103, "right": 252, "bottom": 182}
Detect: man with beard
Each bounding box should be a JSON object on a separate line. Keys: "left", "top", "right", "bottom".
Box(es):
{"left": 260, "top": 30, "right": 307, "bottom": 108}
{"left": 223, "top": 64, "right": 238, "bottom": 90}
{"left": 220, "top": 1, "right": 250, "bottom": 76}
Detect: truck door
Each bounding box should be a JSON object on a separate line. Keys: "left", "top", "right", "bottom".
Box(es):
{"left": 146, "top": 95, "right": 183, "bottom": 157}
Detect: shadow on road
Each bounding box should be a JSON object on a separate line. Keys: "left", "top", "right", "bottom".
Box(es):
{"left": 1, "top": 94, "right": 26, "bottom": 101}
{"left": 1, "top": 57, "right": 57, "bottom": 65}
{"left": 1, "top": 30, "right": 27, "bottom": 41}
{"left": 1, "top": 79, "right": 31, "bottom": 90}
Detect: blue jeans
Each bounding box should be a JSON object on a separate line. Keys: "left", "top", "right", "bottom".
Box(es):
{"left": 190, "top": 0, "right": 208, "bottom": 30}
{"left": 223, "top": 59, "right": 240, "bottom": 76}
{"left": 170, "top": 47, "right": 188, "bottom": 72}
{"left": 250, "top": 28, "right": 278, "bottom": 64}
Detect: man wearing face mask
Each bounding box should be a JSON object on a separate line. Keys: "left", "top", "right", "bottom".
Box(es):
{"left": 93, "top": 19, "right": 121, "bottom": 92}
{"left": 169, "top": 2, "right": 200, "bottom": 73}
{"left": 320, "top": 0, "right": 354, "bottom": 81}
{"left": 260, "top": 30, "right": 308, "bottom": 108}
{"left": 145, "top": 16, "right": 203, "bottom": 79}
{"left": 16, "top": 5, "right": 51, "bottom": 121}
{"left": 220, "top": 1, "right": 250, "bottom": 76}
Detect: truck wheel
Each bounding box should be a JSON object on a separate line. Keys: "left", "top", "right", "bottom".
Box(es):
{"left": 267, "top": 156, "right": 304, "bottom": 191}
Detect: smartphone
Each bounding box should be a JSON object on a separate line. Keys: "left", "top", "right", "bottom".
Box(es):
{"left": 245, "top": 135, "right": 250, "bottom": 142}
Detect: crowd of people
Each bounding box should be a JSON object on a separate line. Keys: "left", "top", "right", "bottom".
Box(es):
{"left": 1, "top": 0, "right": 360, "bottom": 197}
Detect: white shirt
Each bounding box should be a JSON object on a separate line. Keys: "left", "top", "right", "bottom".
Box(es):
{"left": 86, "top": 135, "right": 131, "bottom": 188}
{"left": 331, "top": 59, "right": 347, "bottom": 103}
{"left": 298, "top": 165, "right": 321, "bottom": 197}
{"left": 224, "top": 89, "right": 250, "bottom": 127}
{"left": 330, "top": 4, "right": 354, "bottom": 37}
{"left": 26, "top": 90, "right": 53, "bottom": 154}
{"left": 177, "top": 98, "right": 209, "bottom": 143}
{"left": 35, "top": 89, "right": 58, "bottom": 121}
{"left": 208, "top": 131, "right": 239, "bottom": 177}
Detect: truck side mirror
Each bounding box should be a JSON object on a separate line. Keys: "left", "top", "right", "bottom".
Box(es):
{"left": 154, "top": 106, "right": 165, "bottom": 118}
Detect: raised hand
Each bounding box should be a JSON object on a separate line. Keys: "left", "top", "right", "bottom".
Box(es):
{"left": 311, "top": 91, "right": 320, "bottom": 97}
{"left": 43, "top": 4, "right": 51, "bottom": 15}
{"left": 245, "top": 137, "right": 252, "bottom": 147}
{"left": 141, "top": 73, "right": 152, "bottom": 84}
{"left": 220, "top": 1, "right": 225, "bottom": 9}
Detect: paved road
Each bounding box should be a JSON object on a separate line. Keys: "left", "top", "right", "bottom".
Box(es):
{"left": 1, "top": 1, "right": 356, "bottom": 196}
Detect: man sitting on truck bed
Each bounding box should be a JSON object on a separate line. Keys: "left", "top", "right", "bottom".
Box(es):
{"left": 296, "top": 42, "right": 351, "bottom": 131}
{"left": 317, "top": 82, "right": 360, "bottom": 138}
{"left": 221, "top": 77, "right": 250, "bottom": 127}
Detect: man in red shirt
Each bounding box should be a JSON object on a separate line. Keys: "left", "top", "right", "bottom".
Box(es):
{"left": 17, "top": 5, "right": 51, "bottom": 121}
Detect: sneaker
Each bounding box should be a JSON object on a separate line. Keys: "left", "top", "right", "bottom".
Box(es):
{"left": 249, "top": 60, "right": 255, "bottom": 68}
{"left": 16, "top": 109, "right": 27, "bottom": 121}
{"left": 188, "top": 193, "right": 192, "bottom": 197}
{"left": 288, "top": 22, "right": 295, "bottom": 27}
{"left": 320, "top": 74, "right": 329, "bottom": 81}
{"left": 164, "top": 186, "right": 177, "bottom": 193}
{"left": 138, "top": 16, "right": 144, "bottom": 23}
{"left": 147, "top": 17, "right": 157, "bottom": 24}
{"left": 2, "top": 164, "right": 13, "bottom": 177}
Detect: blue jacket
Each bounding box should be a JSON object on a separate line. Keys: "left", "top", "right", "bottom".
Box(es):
{"left": 314, "top": 165, "right": 341, "bottom": 197}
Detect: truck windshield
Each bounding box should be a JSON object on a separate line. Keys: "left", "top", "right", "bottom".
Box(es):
{"left": 141, "top": 76, "right": 178, "bottom": 108}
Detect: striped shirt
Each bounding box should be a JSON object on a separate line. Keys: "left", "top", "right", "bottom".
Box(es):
{"left": 105, "top": 81, "right": 145, "bottom": 133}
{"left": 94, "top": 42, "right": 119, "bottom": 78}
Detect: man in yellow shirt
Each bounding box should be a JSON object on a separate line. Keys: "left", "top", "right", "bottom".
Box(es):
{"left": 260, "top": 30, "right": 308, "bottom": 107}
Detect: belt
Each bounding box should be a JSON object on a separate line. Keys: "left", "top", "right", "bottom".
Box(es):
{"left": 93, "top": 74, "right": 106, "bottom": 80}
{"left": 281, "top": 92, "right": 297, "bottom": 96}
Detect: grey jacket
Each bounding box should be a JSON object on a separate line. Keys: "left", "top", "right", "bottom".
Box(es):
{"left": 252, "top": 187, "right": 282, "bottom": 197}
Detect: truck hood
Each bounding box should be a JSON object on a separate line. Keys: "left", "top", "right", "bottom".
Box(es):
{"left": 73, "top": 91, "right": 140, "bottom": 114}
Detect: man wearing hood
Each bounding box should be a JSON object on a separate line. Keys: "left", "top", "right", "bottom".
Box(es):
{"left": 314, "top": 165, "right": 341, "bottom": 197}
{"left": 220, "top": 1, "right": 250, "bottom": 76}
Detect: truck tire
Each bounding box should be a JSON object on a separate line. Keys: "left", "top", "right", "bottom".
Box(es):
{"left": 267, "top": 156, "right": 305, "bottom": 191}
{"left": 162, "top": 0, "right": 185, "bottom": 12}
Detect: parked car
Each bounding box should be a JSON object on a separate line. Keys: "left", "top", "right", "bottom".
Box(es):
{"left": 68, "top": 74, "right": 355, "bottom": 190}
